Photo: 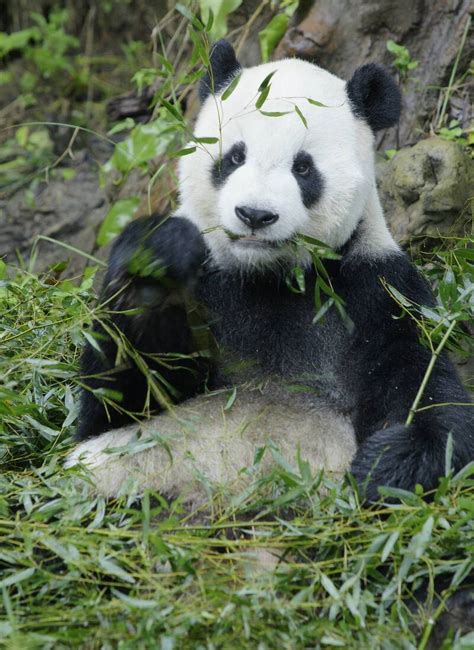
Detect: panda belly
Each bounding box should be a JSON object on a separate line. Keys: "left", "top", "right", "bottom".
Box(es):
{"left": 66, "top": 381, "right": 356, "bottom": 509}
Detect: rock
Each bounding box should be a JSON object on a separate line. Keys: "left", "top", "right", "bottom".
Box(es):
{"left": 278, "top": 0, "right": 424, "bottom": 74}
{"left": 0, "top": 152, "right": 108, "bottom": 275}
{"left": 377, "top": 137, "right": 473, "bottom": 243}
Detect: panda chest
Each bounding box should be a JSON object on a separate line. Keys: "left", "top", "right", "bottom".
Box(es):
{"left": 198, "top": 276, "right": 351, "bottom": 399}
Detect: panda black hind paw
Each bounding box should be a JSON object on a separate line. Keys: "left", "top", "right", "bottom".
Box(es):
{"left": 350, "top": 424, "right": 445, "bottom": 502}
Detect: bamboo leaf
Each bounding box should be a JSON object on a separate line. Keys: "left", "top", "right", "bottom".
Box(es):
{"left": 259, "top": 14, "right": 289, "bottom": 62}
{"left": 224, "top": 386, "right": 237, "bottom": 411}
{"left": 198, "top": 0, "right": 243, "bottom": 40}
{"left": 170, "top": 146, "right": 197, "bottom": 157}
{"left": 99, "top": 555, "right": 136, "bottom": 584}
{"left": 194, "top": 136, "right": 219, "bottom": 144}
{"left": 307, "top": 98, "right": 330, "bottom": 107}
{"left": 258, "top": 70, "right": 277, "bottom": 91}
{"left": 259, "top": 110, "right": 292, "bottom": 117}
{"left": 221, "top": 72, "right": 241, "bottom": 100}
{"left": 0, "top": 567, "right": 35, "bottom": 588}
{"left": 294, "top": 104, "right": 308, "bottom": 128}
{"left": 161, "top": 99, "right": 184, "bottom": 123}
{"left": 256, "top": 85, "right": 270, "bottom": 109}
{"left": 96, "top": 197, "right": 140, "bottom": 247}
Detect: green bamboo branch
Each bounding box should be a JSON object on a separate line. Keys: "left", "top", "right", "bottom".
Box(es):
{"left": 406, "top": 320, "right": 457, "bottom": 426}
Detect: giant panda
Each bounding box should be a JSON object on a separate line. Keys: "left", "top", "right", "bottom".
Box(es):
{"left": 67, "top": 40, "right": 474, "bottom": 511}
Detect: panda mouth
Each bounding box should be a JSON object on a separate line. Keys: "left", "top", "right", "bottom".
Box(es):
{"left": 236, "top": 237, "right": 277, "bottom": 248}
{"left": 225, "top": 231, "right": 281, "bottom": 248}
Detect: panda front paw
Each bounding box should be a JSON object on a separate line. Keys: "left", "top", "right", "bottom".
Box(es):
{"left": 108, "top": 215, "right": 207, "bottom": 289}
{"left": 350, "top": 424, "right": 445, "bottom": 502}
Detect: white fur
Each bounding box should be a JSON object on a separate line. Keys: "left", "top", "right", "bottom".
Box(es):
{"left": 178, "top": 58, "right": 398, "bottom": 269}
{"left": 66, "top": 383, "right": 356, "bottom": 506}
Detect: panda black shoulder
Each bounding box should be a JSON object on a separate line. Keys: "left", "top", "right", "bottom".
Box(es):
{"left": 336, "top": 248, "right": 436, "bottom": 328}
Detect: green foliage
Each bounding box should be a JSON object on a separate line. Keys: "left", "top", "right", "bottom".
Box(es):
{"left": 438, "top": 120, "right": 464, "bottom": 142}
{"left": 0, "top": 26, "right": 39, "bottom": 57}
{"left": 102, "top": 114, "right": 179, "bottom": 179}
{"left": 131, "top": 67, "right": 160, "bottom": 94}
{"left": 416, "top": 237, "right": 474, "bottom": 359}
{"left": 96, "top": 197, "right": 141, "bottom": 246}
{"left": 97, "top": 9, "right": 218, "bottom": 234}
{"left": 0, "top": 9, "right": 79, "bottom": 81}
{"left": 437, "top": 119, "right": 472, "bottom": 149}
{"left": 0, "top": 126, "right": 54, "bottom": 193}
{"left": 0, "top": 69, "right": 12, "bottom": 85}
{"left": 0, "top": 4, "right": 138, "bottom": 138}
{"left": 25, "top": 10, "right": 79, "bottom": 78}
{"left": 292, "top": 235, "right": 352, "bottom": 329}
{"left": 198, "top": 0, "right": 243, "bottom": 40}
{"left": 259, "top": 13, "right": 289, "bottom": 62}
{"left": 122, "top": 39, "right": 150, "bottom": 76}
{"left": 221, "top": 71, "right": 242, "bottom": 99}
{"left": 386, "top": 39, "right": 418, "bottom": 80}
{"left": 0, "top": 266, "right": 94, "bottom": 466}
{"left": 259, "top": 1, "right": 298, "bottom": 62}
{"left": 385, "top": 236, "right": 474, "bottom": 425}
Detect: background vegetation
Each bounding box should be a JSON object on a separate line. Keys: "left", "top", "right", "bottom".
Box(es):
{"left": 0, "top": 1, "right": 473, "bottom": 648}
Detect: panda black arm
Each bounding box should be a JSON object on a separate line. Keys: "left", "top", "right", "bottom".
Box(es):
{"left": 77, "top": 215, "right": 212, "bottom": 440}
{"left": 338, "top": 252, "right": 474, "bottom": 500}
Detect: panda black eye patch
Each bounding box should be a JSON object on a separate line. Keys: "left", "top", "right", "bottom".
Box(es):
{"left": 292, "top": 151, "right": 324, "bottom": 208}
{"left": 211, "top": 142, "right": 246, "bottom": 187}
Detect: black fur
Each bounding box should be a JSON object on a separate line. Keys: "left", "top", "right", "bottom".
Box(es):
{"left": 292, "top": 151, "right": 324, "bottom": 208}
{"left": 199, "top": 39, "right": 241, "bottom": 102}
{"left": 76, "top": 215, "right": 211, "bottom": 440}
{"left": 78, "top": 214, "right": 474, "bottom": 505}
{"left": 347, "top": 64, "right": 401, "bottom": 132}
{"left": 333, "top": 251, "right": 473, "bottom": 500}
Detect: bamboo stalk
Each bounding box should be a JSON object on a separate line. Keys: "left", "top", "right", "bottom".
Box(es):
{"left": 405, "top": 320, "right": 457, "bottom": 426}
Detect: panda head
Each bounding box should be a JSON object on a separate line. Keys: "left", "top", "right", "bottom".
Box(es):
{"left": 178, "top": 40, "right": 401, "bottom": 270}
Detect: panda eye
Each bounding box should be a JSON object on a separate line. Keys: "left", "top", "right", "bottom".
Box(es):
{"left": 231, "top": 150, "right": 245, "bottom": 165}
{"left": 293, "top": 162, "right": 311, "bottom": 176}
{"left": 292, "top": 152, "right": 314, "bottom": 178}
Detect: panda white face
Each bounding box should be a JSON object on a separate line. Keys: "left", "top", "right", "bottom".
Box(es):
{"left": 178, "top": 56, "right": 387, "bottom": 270}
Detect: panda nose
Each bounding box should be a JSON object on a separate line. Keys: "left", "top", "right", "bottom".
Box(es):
{"left": 235, "top": 206, "right": 279, "bottom": 230}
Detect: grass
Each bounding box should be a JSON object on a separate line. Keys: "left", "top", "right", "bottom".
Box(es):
{"left": 0, "top": 248, "right": 474, "bottom": 650}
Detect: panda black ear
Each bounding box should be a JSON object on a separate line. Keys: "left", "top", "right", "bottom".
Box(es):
{"left": 346, "top": 64, "right": 401, "bottom": 132}
{"left": 199, "top": 39, "right": 242, "bottom": 103}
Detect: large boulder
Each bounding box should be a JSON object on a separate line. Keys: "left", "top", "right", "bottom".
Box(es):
{"left": 377, "top": 138, "right": 473, "bottom": 243}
